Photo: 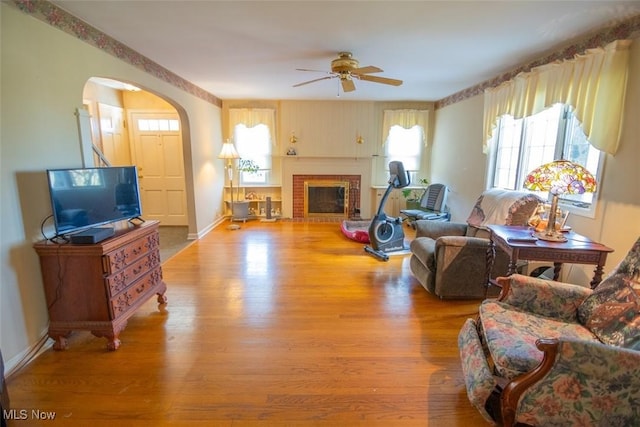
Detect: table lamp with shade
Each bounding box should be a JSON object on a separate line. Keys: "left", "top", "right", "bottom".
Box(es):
{"left": 524, "top": 159, "right": 597, "bottom": 242}
{"left": 218, "top": 140, "right": 241, "bottom": 230}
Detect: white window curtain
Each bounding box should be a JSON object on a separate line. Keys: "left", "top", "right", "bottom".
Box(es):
{"left": 483, "top": 39, "right": 631, "bottom": 155}
{"left": 229, "top": 108, "right": 276, "bottom": 146}
{"left": 382, "top": 109, "right": 429, "bottom": 146}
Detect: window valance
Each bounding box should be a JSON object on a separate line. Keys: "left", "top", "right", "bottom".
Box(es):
{"left": 229, "top": 108, "right": 276, "bottom": 146}
{"left": 382, "top": 109, "right": 429, "bottom": 146}
{"left": 483, "top": 39, "right": 631, "bottom": 155}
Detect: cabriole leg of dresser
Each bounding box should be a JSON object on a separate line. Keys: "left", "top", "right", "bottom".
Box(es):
{"left": 91, "top": 321, "right": 127, "bottom": 351}
{"left": 105, "top": 337, "right": 121, "bottom": 351}
{"left": 157, "top": 293, "right": 168, "bottom": 304}
{"left": 48, "top": 329, "right": 71, "bottom": 351}
{"left": 156, "top": 282, "right": 168, "bottom": 305}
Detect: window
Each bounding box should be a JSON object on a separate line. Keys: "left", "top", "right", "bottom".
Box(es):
{"left": 234, "top": 123, "right": 271, "bottom": 184}
{"left": 489, "top": 103, "right": 604, "bottom": 215}
{"left": 385, "top": 125, "right": 422, "bottom": 171}
{"left": 137, "top": 118, "right": 180, "bottom": 131}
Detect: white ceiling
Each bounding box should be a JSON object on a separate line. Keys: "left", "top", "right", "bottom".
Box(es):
{"left": 53, "top": 1, "right": 640, "bottom": 102}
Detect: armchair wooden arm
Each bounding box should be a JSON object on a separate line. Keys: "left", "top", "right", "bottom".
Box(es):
{"left": 501, "top": 338, "right": 640, "bottom": 427}
{"left": 501, "top": 339, "right": 559, "bottom": 427}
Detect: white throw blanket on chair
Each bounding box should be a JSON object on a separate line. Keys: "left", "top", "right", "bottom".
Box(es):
{"left": 467, "top": 188, "right": 538, "bottom": 229}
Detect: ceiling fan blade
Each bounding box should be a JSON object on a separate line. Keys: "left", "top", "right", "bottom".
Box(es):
{"left": 341, "top": 78, "right": 356, "bottom": 92}
{"left": 296, "top": 68, "right": 332, "bottom": 73}
{"left": 352, "top": 65, "right": 383, "bottom": 74}
{"left": 293, "top": 75, "right": 335, "bottom": 88}
{"left": 357, "top": 74, "right": 403, "bottom": 86}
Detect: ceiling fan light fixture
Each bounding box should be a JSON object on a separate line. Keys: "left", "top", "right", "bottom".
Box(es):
{"left": 293, "top": 51, "right": 402, "bottom": 92}
{"left": 331, "top": 52, "right": 359, "bottom": 72}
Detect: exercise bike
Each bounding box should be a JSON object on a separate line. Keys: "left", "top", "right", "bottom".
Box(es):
{"left": 364, "top": 161, "right": 411, "bottom": 261}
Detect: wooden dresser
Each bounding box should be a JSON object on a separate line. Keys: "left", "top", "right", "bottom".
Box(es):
{"left": 34, "top": 220, "right": 167, "bottom": 351}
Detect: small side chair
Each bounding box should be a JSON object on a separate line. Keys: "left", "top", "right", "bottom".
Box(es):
{"left": 400, "top": 183, "right": 449, "bottom": 226}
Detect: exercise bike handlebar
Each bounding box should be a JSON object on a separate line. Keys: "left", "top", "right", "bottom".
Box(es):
{"left": 375, "top": 161, "right": 411, "bottom": 218}
{"left": 388, "top": 160, "right": 411, "bottom": 189}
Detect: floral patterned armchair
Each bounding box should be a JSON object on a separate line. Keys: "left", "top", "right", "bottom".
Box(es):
{"left": 458, "top": 236, "right": 640, "bottom": 426}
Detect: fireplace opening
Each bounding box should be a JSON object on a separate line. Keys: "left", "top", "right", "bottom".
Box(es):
{"left": 304, "top": 181, "right": 349, "bottom": 218}
{"left": 293, "top": 175, "right": 361, "bottom": 219}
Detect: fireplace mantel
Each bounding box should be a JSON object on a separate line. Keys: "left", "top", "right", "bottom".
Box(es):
{"left": 282, "top": 157, "right": 373, "bottom": 219}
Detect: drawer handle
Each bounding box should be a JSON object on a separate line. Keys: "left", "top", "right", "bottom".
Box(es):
{"left": 132, "top": 246, "right": 143, "bottom": 255}
{"left": 132, "top": 266, "right": 143, "bottom": 275}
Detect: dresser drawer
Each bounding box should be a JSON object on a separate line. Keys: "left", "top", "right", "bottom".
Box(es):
{"left": 102, "top": 232, "right": 160, "bottom": 275}
{"left": 104, "top": 250, "right": 162, "bottom": 297}
{"left": 109, "top": 266, "right": 164, "bottom": 318}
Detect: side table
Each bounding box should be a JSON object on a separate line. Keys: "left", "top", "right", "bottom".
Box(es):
{"left": 487, "top": 225, "right": 614, "bottom": 289}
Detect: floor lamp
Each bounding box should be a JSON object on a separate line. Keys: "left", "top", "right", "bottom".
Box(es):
{"left": 218, "top": 140, "right": 241, "bottom": 230}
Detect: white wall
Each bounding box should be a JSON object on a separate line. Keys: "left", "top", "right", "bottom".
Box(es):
{"left": 431, "top": 95, "right": 487, "bottom": 222}
{"left": 1, "top": 4, "right": 223, "bottom": 369}
{"left": 431, "top": 36, "right": 640, "bottom": 285}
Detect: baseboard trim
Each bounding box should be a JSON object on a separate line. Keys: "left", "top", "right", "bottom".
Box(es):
{"left": 188, "top": 217, "right": 226, "bottom": 240}
{"left": 5, "top": 330, "right": 52, "bottom": 379}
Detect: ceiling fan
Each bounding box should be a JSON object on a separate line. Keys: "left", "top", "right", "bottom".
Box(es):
{"left": 293, "top": 52, "right": 403, "bottom": 93}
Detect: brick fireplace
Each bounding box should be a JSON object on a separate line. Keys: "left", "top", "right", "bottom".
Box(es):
{"left": 282, "top": 157, "right": 372, "bottom": 219}
{"left": 292, "top": 174, "right": 361, "bottom": 219}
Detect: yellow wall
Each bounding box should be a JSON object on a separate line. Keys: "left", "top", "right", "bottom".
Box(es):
{"left": 123, "top": 90, "right": 176, "bottom": 110}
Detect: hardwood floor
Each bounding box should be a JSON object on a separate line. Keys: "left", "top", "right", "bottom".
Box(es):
{"left": 7, "top": 221, "right": 489, "bottom": 426}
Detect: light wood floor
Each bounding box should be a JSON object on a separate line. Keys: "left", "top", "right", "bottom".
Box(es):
{"left": 7, "top": 221, "right": 489, "bottom": 426}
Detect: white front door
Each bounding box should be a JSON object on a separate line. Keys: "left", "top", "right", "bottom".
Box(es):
{"left": 130, "top": 112, "right": 187, "bottom": 226}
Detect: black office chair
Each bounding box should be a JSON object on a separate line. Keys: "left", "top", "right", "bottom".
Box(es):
{"left": 400, "top": 183, "right": 449, "bottom": 226}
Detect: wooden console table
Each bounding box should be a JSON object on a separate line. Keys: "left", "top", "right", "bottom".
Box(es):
{"left": 34, "top": 220, "right": 167, "bottom": 351}
{"left": 488, "top": 225, "right": 614, "bottom": 289}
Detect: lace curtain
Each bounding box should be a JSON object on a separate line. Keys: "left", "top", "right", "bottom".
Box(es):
{"left": 229, "top": 108, "right": 276, "bottom": 146}
{"left": 483, "top": 39, "right": 631, "bottom": 155}
{"left": 382, "top": 109, "right": 429, "bottom": 146}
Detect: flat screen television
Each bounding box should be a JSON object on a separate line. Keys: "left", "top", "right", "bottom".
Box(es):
{"left": 47, "top": 166, "right": 143, "bottom": 236}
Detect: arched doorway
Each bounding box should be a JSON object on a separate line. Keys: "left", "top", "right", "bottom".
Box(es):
{"left": 81, "top": 77, "right": 191, "bottom": 228}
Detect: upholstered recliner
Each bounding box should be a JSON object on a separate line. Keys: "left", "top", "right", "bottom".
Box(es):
{"left": 409, "top": 188, "right": 541, "bottom": 298}
{"left": 458, "top": 236, "right": 640, "bottom": 426}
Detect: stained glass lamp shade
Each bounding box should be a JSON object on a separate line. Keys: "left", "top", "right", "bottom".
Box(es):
{"left": 524, "top": 160, "right": 597, "bottom": 242}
